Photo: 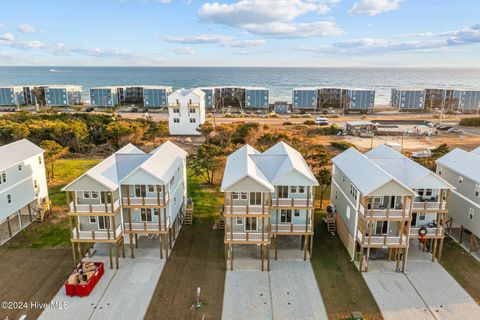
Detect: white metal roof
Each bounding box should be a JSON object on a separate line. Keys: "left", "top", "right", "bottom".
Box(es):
{"left": 346, "top": 121, "right": 375, "bottom": 126}
{"left": 168, "top": 88, "right": 205, "bottom": 98}
{"left": 0, "top": 139, "right": 44, "bottom": 171}
{"left": 221, "top": 142, "right": 318, "bottom": 192}
{"left": 471, "top": 146, "right": 480, "bottom": 156}
{"left": 436, "top": 148, "right": 480, "bottom": 184}
{"left": 366, "top": 144, "right": 453, "bottom": 190}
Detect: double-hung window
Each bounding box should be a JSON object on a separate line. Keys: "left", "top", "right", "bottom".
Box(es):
{"left": 135, "top": 185, "right": 146, "bottom": 197}
{"left": 245, "top": 217, "right": 257, "bottom": 231}
{"left": 141, "top": 208, "right": 153, "bottom": 222}
{"left": 280, "top": 209, "right": 292, "bottom": 223}
{"left": 249, "top": 192, "right": 262, "bottom": 206}
{"left": 278, "top": 186, "right": 288, "bottom": 198}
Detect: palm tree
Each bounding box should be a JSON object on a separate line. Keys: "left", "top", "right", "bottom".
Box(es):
{"left": 32, "top": 87, "right": 45, "bottom": 108}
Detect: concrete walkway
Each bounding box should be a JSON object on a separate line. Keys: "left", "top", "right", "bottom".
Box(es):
{"left": 39, "top": 238, "right": 165, "bottom": 320}
{"left": 222, "top": 260, "right": 328, "bottom": 320}
{"left": 363, "top": 245, "right": 480, "bottom": 320}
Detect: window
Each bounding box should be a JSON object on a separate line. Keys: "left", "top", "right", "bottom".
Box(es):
{"left": 294, "top": 209, "right": 300, "bottom": 217}
{"left": 38, "top": 156, "right": 42, "bottom": 164}
{"left": 174, "top": 197, "right": 177, "bottom": 206}
{"left": 459, "top": 176, "right": 464, "bottom": 183}
{"left": 332, "top": 165, "right": 336, "bottom": 175}
{"left": 7, "top": 194, "right": 12, "bottom": 204}
{"left": 290, "top": 186, "right": 297, "bottom": 194}
{"left": 91, "top": 191, "right": 99, "bottom": 199}
{"left": 153, "top": 208, "right": 159, "bottom": 216}
{"left": 173, "top": 108, "right": 180, "bottom": 113}
{"left": 278, "top": 186, "right": 288, "bottom": 198}
{"left": 240, "top": 192, "right": 248, "bottom": 200}
{"left": 89, "top": 216, "right": 96, "bottom": 223}
{"left": 342, "top": 175, "right": 345, "bottom": 182}
{"left": 250, "top": 192, "right": 262, "bottom": 205}
{"left": 135, "top": 185, "right": 146, "bottom": 197}
{"left": 469, "top": 208, "right": 475, "bottom": 220}
{"left": 419, "top": 214, "right": 426, "bottom": 221}
{"left": 245, "top": 217, "right": 257, "bottom": 231}
{"left": 346, "top": 206, "right": 350, "bottom": 219}
{"left": 236, "top": 217, "right": 243, "bottom": 225}
{"left": 418, "top": 189, "right": 424, "bottom": 196}
{"left": 280, "top": 209, "right": 292, "bottom": 223}
{"left": 34, "top": 180, "right": 38, "bottom": 189}
{"left": 148, "top": 185, "right": 155, "bottom": 193}
{"left": 232, "top": 192, "right": 239, "bottom": 200}
{"left": 174, "top": 118, "right": 180, "bottom": 123}
{"left": 0, "top": 172, "right": 6, "bottom": 184}
{"left": 141, "top": 208, "right": 153, "bottom": 222}
{"left": 350, "top": 185, "right": 358, "bottom": 200}
{"left": 170, "top": 176, "right": 175, "bottom": 188}
{"left": 190, "top": 118, "right": 196, "bottom": 123}
{"left": 438, "top": 166, "right": 442, "bottom": 176}
{"left": 426, "top": 189, "right": 432, "bottom": 196}
{"left": 18, "top": 165, "right": 22, "bottom": 171}
{"left": 189, "top": 108, "right": 196, "bottom": 113}
{"left": 475, "top": 185, "right": 480, "bottom": 197}
{"left": 299, "top": 186, "right": 305, "bottom": 194}
{"left": 83, "top": 191, "right": 90, "bottom": 199}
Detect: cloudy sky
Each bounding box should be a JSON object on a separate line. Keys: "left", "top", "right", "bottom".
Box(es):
{"left": 0, "top": 0, "right": 479, "bottom": 67}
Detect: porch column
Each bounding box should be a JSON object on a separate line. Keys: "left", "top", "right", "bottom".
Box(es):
{"left": 128, "top": 208, "right": 134, "bottom": 258}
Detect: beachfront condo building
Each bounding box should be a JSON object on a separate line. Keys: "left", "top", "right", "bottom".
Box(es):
{"left": 167, "top": 88, "right": 206, "bottom": 135}
{"left": 390, "top": 88, "right": 426, "bottom": 111}
{"left": 245, "top": 87, "right": 269, "bottom": 109}
{"left": 451, "top": 90, "right": 480, "bottom": 113}
{"left": 343, "top": 89, "right": 375, "bottom": 113}
{"left": 436, "top": 147, "right": 480, "bottom": 254}
{"left": 90, "top": 86, "right": 122, "bottom": 107}
{"left": 44, "top": 85, "right": 83, "bottom": 107}
{"left": 0, "top": 140, "right": 49, "bottom": 246}
{"left": 330, "top": 144, "right": 452, "bottom": 272}
{"left": 0, "top": 86, "right": 26, "bottom": 106}
{"left": 200, "top": 87, "right": 216, "bottom": 109}
{"left": 424, "top": 88, "right": 456, "bottom": 110}
{"left": 318, "top": 88, "right": 343, "bottom": 109}
{"left": 62, "top": 141, "right": 188, "bottom": 269}
{"left": 143, "top": 86, "right": 172, "bottom": 108}
{"left": 292, "top": 87, "right": 318, "bottom": 110}
{"left": 221, "top": 142, "right": 318, "bottom": 271}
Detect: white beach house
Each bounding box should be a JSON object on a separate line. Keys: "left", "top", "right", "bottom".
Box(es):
{"left": 167, "top": 88, "right": 206, "bottom": 135}
{"left": 0, "top": 140, "right": 49, "bottom": 245}
{"left": 62, "top": 141, "right": 187, "bottom": 269}
{"left": 221, "top": 142, "right": 318, "bottom": 271}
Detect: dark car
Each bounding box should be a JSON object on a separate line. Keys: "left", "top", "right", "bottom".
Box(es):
{"left": 85, "top": 107, "right": 94, "bottom": 112}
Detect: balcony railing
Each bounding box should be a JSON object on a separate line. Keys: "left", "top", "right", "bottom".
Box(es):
{"left": 121, "top": 194, "right": 168, "bottom": 206}
{"left": 124, "top": 218, "right": 170, "bottom": 233}
{"left": 412, "top": 201, "right": 447, "bottom": 211}
{"left": 71, "top": 225, "right": 122, "bottom": 241}
{"left": 271, "top": 198, "right": 314, "bottom": 207}
{"left": 356, "top": 231, "right": 408, "bottom": 246}
{"left": 359, "top": 205, "right": 409, "bottom": 219}
{"left": 69, "top": 199, "right": 120, "bottom": 214}
{"left": 410, "top": 226, "right": 444, "bottom": 237}
{"left": 225, "top": 232, "right": 269, "bottom": 242}
{"left": 224, "top": 205, "right": 266, "bottom": 215}
{"left": 272, "top": 223, "right": 312, "bottom": 233}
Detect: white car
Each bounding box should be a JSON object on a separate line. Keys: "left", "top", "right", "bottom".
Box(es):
{"left": 315, "top": 117, "right": 329, "bottom": 126}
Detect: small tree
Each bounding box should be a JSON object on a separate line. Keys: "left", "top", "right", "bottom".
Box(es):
{"left": 189, "top": 144, "right": 225, "bottom": 184}
{"left": 40, "top": 140, "right": 68, "bottom": 181}
{"left": 197, "top": 122, "right": 214, "bottom": 143}
{"left": 149, "top": 121, "right": 169, "bottom": 145}
{"left": 316, "top": 168, "right": 331, "bottom": 210}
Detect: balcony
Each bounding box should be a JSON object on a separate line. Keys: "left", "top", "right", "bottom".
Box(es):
{"left": 124, "top": 217, "right": 171, "bottom": 233}
{"left": 359, "top": 205, "right": 409, "bottom": 220}
{"left": 224, "top": 205, "right": 268, "bottom": 215}
{"left": 271, "top": 198, "right": 314, "bottom": 208}
{"left": 356, "top": 231, "right": 408, "bottom": 247}
{"left": 225, "top": 232, "right": 269, "bottom": 242}
{"left": 121, "top": 194, "right": 168, "bottom": 207}
{"left": 412, "top": 201, "right": 447, "bottom": 211}
{"left": 410, "top": 226, "right": 444, "bottom": 238}
{"left": 71, "top": 225, "right": 122, "bottom": 241}
{"left": 69, "top": 199, "right": 120, "bottom": 214}
{"left": 272, "top": 223, "right": 313, "bottom": 233}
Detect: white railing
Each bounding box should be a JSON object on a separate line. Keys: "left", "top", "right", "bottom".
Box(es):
{"left": 225, "top": 232, "right": 268, "bottom": 241}
{"left": 123, "top": 220, "right": 170, "bottom": 232}
{"left": 271, "top": 198, "right": 314, "bottom": 207}
{"left": 69, "top": 199, "right": 120, "bottom": 213}
{"left": 224, "top": 205, "right": 265, "bottom": 214}
{"left": 412, "top": 201, "right": 447, "bottom": 211}
{"left": 122, "top": 195, "right": 168, "bottom": 206}
{"left": 410, "top": 226, "right": 444, "bottom": 237}
{"left": 359, "top": 205, "right": 408, "bottom": 219}
{"left": 71, "top": 225, "right": 122, "bottom": 240}
{"left": 272, "top": 223, "right": 312, "bottom": 233}
{"left": 357, "top": 232, "right": 408, "bottom": 246}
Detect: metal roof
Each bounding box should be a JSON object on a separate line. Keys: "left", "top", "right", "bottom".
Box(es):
{"left": 436, "top": 148, "right": 480, "bottom": 184}
{"left": 221, "top": 142, "right": 318, "bottom": 192}
{"left": 169, "top": 88, "right": 205, "bottom": 98}
{"left": 0, "top": 139, "right": 44, "bottom": 171}
{"left": 346, "top": 121, "right": 375, "bottom": 126}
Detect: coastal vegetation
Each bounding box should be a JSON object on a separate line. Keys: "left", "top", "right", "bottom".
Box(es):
{"left": 459, "top": 117, "right": 480, "bottom": 127}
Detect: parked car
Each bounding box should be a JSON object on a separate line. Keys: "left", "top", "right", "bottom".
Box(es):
{"left": 437, "top": 125, "right": 452, "bottom": 131}
{"left": 131, "top": 107, "right": 138, "bottom": 113}
{"left": 315, "top": 117, "right": 329, "bottom": 126}
{"left": 85, "top": 107, "right": 94, "bottom": 112}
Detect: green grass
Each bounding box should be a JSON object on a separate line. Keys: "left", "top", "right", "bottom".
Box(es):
{"left": 187, "top": 173, "right": 223, "bottom": 221}
{"left": 439, "top": 236, "right": 480, "bottom": 304}
{"left": 311, "top": 211, "right": 383, "bottom": 320}
{"left": 5, "top": 158, "right": 101, "bottom": 248}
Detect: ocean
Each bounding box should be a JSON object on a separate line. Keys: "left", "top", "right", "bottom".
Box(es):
{"left": 0, "top": 66, "right": 479, "bottom": 105}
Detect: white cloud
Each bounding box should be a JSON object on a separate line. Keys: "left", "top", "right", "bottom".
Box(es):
{"left": 198, "top": 0, "right": 343, "bottom": 38}
{"left": 164, "top": 34, "right": 234, "bottom": 44}
{"left": 221, "top": 39, "right": 266, "bottom": 47}
{"left": 13, "top": 40, "right": 45, "bottom": 49}
{"left": 349, "top": 0, "right": 401, "bottom": 16}
{"left": 172, "top": 46, "right": 195, "bottom": 54}
{"left": 0, "top": 33, "right": 15, "bottom": 42}
{"left": 17, "top": 23, "right": 45, "bottom": 34}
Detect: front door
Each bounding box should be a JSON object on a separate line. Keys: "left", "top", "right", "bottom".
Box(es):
{"left": 411, "top": 212, "right": 417, "bottom": 226}
{"left": 98, "top": 216, "right": 110, "bottom": 230}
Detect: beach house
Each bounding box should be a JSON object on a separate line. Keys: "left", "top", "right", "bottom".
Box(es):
{"left": 90, "top": 86, "right": 122, "bottom": 108}
{"left": 221, "top": 142, "right": 318, "bottom": 271}
{"left": 62, "top": 141, "right": 188, "bottom": 269}
{"left": 167, "top": 88, "right": 206, "bottom": 135}
{"left": 390, "top": 88, "right": 426, "bottom": 111}
{"left": 436, "top": 147, "right": 480, "bottom": 254}
{"left": 330, "top": 145, "right": 452, "bottom": 272}
{"left": 44, "top": 85, "right": 83, "bottom": 107}
{"left": 0, "top": 140, "right": 49, "bottom": 245}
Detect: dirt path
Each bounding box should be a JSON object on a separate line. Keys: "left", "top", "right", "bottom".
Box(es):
{"left": 144, "top": 217, "right": 226, "bottom": 320}
{"left": 0, "top": 248, "right": 73, "bottom": 320}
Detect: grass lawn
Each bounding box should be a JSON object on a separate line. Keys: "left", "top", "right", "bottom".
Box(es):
{"left": 311, "top": 212, "right": 383, "bottom": 320}
{"left": 5, "top": 158, "right": 100, "bottom": 248}
{"left": 439, "top": 236, "right": 480, "bottom": 304}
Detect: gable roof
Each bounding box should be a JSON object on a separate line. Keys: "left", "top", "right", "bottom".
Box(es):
{"left": 221, "top": 142, "right": 318, "bottom": 192}
{"left": 436, "top": 147, "right": 480, "bottom": 184}
{"left": 0, "top": 139, "right": 44, "bottom": 170}
{"left": 168, "top": 88, "right": 205, "bottom": 98}
{"left": 62, "top": 141, "right": 186, "bottom": 191}
{"left": 366, "top": 144, "right": 453, "bottom": 190}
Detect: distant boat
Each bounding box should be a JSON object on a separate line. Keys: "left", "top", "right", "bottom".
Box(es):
{"left": 49, "top": 69, "right": 57, "bottom": 73}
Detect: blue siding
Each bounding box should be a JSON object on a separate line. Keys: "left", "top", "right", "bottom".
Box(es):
{"left": 0, "top": 88, "right": 25, "bottom": 106}
{"left": 143, "top": 88, "right": 168, "bottom": 108}
{"left": 395, "top": 90, "right": 425, "bottom": 110}
{"left": 245, "top": 89, "right": 269, "bottom": 109}
{"left": 293, "top": 89, "right": 317, "bottom": 109}
{"left": 344, "top": 90, "right": 375, "bottom": 110}
{"left": 200, "top": 88, "right": 215, "bottom": 108}
{"left": 44, "top": 87, "right": 82, "bottom": 106}
{"left": 452, "top": 90, "right": 480, "bottom": 111}
{"left": 274, "top": 102, "right": 289, "bottom": 114}
{"left": 90, "top": 88, "right": 119, "bottom": 107}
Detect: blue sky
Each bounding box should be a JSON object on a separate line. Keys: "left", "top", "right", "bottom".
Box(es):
{"left": 0, "top": 0, "right": 479, "bottom": 67}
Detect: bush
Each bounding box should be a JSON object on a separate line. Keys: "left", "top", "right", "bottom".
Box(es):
{"left": 303, "top": 120, "right": 316, "bottom": 125}
{"left": 459, "top": 117, "right": 480, "bottom": 127}
{"left": 331, "top": 141, "right": 355, "bottom": 151}
{"left": 283, "top": 121, "right": 293, "bottom": 126}
{"left": 310, "top": 125, "right": 342, "bottom": 136}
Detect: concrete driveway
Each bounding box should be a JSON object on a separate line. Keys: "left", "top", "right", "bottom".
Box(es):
{"left": 363, "top": 246, "right": 480, "bottom": 320}
{"left": 39, "top": 238, "right": 165, "bottom": 320}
